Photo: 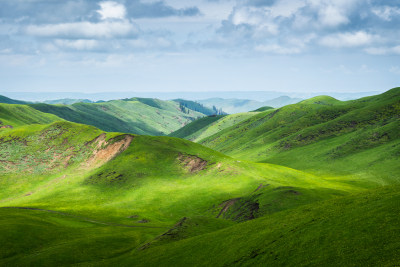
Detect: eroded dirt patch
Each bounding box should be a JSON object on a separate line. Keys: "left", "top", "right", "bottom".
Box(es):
{"left": 177, "top": 153, "right": 207, "bottom": 173}
{"left": 216, "top": 198, "right": 240, "bottom": 218}
{"left": 84, "top": 134, "right": 133, "bottom": 169}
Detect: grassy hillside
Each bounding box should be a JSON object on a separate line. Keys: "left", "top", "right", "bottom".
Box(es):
{"left": 170, "top": 112, "right": 258, "bottom": 142}
{"left": 0, "top": 121, "right": 355, "bottom": 224}
{"left": 251, "top": 106, "right": 274, "bottom": 112}
{"left": 199, "top": 87, "right": 400, "bottom": 184}
{"left": 173, "top": 99, "right": 220, "bottom": 115}
{"left": 0, "top": 104, "right": 62, "bottom": 128}
{"left": 0, "top": 95, "right": 27, "bottom": 104}
{"left": 168, "top": 115, "right": 225, "bottom": 139}
{"left": 0, "top": 120, "right": 374, "bottom": 265}
{"left": 30, "top": 98, "right": 205, "bottom": 136}
{"left": 1, "top": 89, "right": 399, "bottom": 266}
{"left": 111, "top": 184, "right": 400, "bottom": 266}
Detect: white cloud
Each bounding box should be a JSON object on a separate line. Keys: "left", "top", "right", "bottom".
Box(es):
{"left": 317, "top": 4, "right": 349, "bottom": 27}
{"left": 97, "top": 1, "right": 127, "bottom": 20}
{"left": 26, "top": 21, "right": 137, "bottom": 39}
{"left": 319, "top": 31, "right": 375, "bottom": 48}
{"left": 372, "top": 6, "right": 400, "bottom": 21}
{"left": 255, "top": 44, "right": 302, "bottom": 55}
{"left": 306, "top": 0, "right": 360, "bottom": 27}
{"left": 54, "top": 39, "right": 99, "bottom": 50}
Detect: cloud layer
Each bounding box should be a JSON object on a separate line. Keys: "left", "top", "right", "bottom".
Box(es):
{"left": 1, "top": 0, "right": 400, "bottom": 55}
{"left": 216, "top": 0, "right": 400, "bottom": 54}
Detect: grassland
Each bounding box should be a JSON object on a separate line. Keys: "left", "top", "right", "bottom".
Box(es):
{"left": 0, "top": 103, "right": 62, "bottom": 127}
{"left": 112, "top": 184, "right": 400, "bottom": 266}
{"left": 198, "top": 88, "right": 400, "bottom": 185}
{"left": 29, "top": 98, "right": 207, "bottom": 136}
{"left": 0, "top": 88, "right": 399, "bottom": 266}
{"left": 170, "top": 112, "right": 257, "bottom": 142}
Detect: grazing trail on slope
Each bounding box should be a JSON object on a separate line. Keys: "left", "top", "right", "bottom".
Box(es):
{"left": 1, "top": 207, "right": 167, "bottom": 229}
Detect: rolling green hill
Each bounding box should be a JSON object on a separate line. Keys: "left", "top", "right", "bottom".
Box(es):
{"left": 251, "top": 106, "right": 274, "bottom": 112}
{"left": 0, "top": 103, "right": 62, "bottom": 128}
{"left": 0, "top": 95, "right": 28, "bottom": 105}
{"left": 29, "top": 98, "right": 206, "bottom": 136}
{"left": 172, "top": 99, "right": 221, "bottom": 115}
{"left": 198, "top": 87, "right": 400, "bottom": 184}
{"left": 111, "top": 184, "right": 400, "bottom": 266}
{"left": 168, "top": 115, "right": 225, "bottom": 139}
{"left": 0, "top": 120, "right": 354, "bottom": 224}
{"left": 170, "top": 112, "right": 258, "bottom": 142}
{"left": 1, "top": 88, "right": 399, "bottom": 266}
{"left": 0, "top": 120, "right": 367, "bottom": 265}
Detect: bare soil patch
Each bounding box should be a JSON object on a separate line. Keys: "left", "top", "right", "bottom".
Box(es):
{"left": 84, "top": 134, "right": 133, "bottom": 169}
{"left": 177, "top": 153, "right": 207, "bottom": 173}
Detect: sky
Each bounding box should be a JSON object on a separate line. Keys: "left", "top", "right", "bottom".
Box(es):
{"left": 0, "top": 0, "right": 399, "bottom": 94}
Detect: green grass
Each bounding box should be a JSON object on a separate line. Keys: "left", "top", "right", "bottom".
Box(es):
{"left": 0, "top": 120, "right": 359, "bottom": 225}
{"left": 169, "top": 115, "right": 225, "bottom": 139}
{"left": 1, "top": 182, "right": 398, "bottom": 266}
{"left": 198, "top": 87, "right": 400, "bottom": 184}
{"left": 1, "top": 89, "right": 399, "bottom": 266}
{"left": 30, "top": 98, "right": 206, "bottom": 136}
{"left": 111, "top": 184, "right": 400, "bottom": 266}
{"left": 0, "top": 95, "right": 27, "bottom": 104}
{"left": 251, "top": 106, "right": 274, "bottom": 112}
{"left": 0, "top": 104, "right": 62, "bottom": 127}
{"left": 172, "top": 99, "right": 219, "bottom": 115}
{"left": 170, "top": 112, "right": 258, "bottom": 142}
{"left": 0, "top": 208, "right": 161, "bottom": 266}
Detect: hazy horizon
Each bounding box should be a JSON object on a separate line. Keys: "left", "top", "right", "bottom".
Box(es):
{"left": 1, "top": 89, "right": 381, "bottom": 102}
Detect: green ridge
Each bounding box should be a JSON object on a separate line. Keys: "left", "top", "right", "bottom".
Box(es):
{"left": 169, "top": 115, "right": 225, "bottom": 139}
{"left": 0, "top": 104, "right": 62, "bottom": 127}
{"left": 29, "top": 98, "right": 206, "bottom": 136}
{"left": 0, "top": 95, "right": 27, "bottom": 105}
{"left": 199, "top": 87, "right": 400, "bottom": 184}
{"left": 170, "top": 112, "right": 258, "bottom": 142}
{"left": 114, "top": 185, "right": 400, "bottom": 266}
{"left": 1, "top": 89, "right": 399, "bottom": 266}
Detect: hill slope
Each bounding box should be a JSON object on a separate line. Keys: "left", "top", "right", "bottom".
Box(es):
{"left": 0, "top": 120, "right": 374, "bottom": 265}
{"left": 0, "top": 121, "right": 354, "bottom": 225}
{"left": 29, "top": 98, "right": 206, "bottom": 136}
{"left": 112, "top": 184, "right": 400, "bottom": 266}
{"left": 1, "top": 90, "right": 399, "bottom": 266}
{"left": 0, "top": 95, "right": 28, "bottom": 105}
{"left": 199, "top": 88, "right": 400, "bottom": 184}
{"left": 170, "top": 112, "right": 258, "bottom": 142}
{"left": 0, "top": 103, "right": 62, "bottom": 128}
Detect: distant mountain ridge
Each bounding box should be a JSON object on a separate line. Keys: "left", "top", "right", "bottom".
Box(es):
{"left": 43, "top": 98, "right": 94, "bottom": 105}
{"left": 198, "top": 96, "right": 302, "bottom": 113}
{"left": 1, "top": 90, "right": 380, "bottom": 102}
{"left": 0, "top": 95, "right": 28, "bottom": 105}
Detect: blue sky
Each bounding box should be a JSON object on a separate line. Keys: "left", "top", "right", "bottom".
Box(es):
{"left": 0, "top": 0, "right": 399, "bottom": 93}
